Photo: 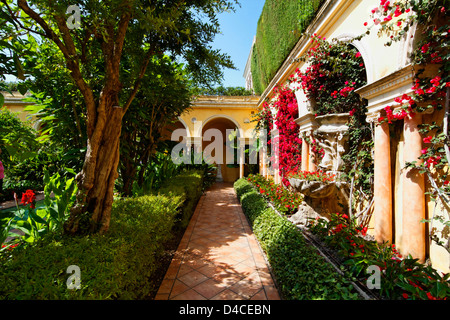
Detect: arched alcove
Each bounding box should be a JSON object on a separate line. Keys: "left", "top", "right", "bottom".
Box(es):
{"left": 201, "top": 116, "right": 241, "bottom": 183}
{"left": 334, "top": 33, "right": 373, "bottom": 83}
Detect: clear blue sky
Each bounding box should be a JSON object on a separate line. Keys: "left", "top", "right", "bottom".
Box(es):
{"left": 211, "top": 0, "right": 265, "bottom": 88}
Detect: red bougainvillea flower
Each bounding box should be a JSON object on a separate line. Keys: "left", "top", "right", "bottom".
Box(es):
{"left": 423, "top": 136, "right": 433, "bottom": 144}
{"left": 21, "top": 189, "right": 36, "bottom": 209}
{"left": 421, "top": 43, "right": 430, "bottom": 54}
{"left": 1, "top": 243, "right": 19, "bottom": 251}
{"left": 426, "top": 292, "right": 438, "bottom": 300}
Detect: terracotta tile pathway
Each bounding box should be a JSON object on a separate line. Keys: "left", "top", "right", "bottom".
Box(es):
{"left": 155, "top": 182, "right": 281, "bottom": 300}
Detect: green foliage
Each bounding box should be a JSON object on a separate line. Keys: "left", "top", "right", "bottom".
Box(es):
{"left": 0, "top": 3, "right": 29, "bottom": 104}
{"left": 309, "top": 213, "right": 450, "bottom": 300}
{"left": 158, "top": 169, "right": 204, "bottom": 230}
{"left": 0, "top": 107, "right": 72, "bottom": 202}
{"left": 0, "top": 107, "right": 38, "bottom": 162}
{"left": 251, "top": 0, "right": 324, "bottom": 94}
{"left": 234, "top": 178, "right": 360, "bottom": 300}
{"left": 1, "top": 172, "right": 77, "bottom": 250}
{"left": 0, "top": 169, "right": 203, "bottom": 299}
{"left": 130, "top": 150, "right": 181, "bottom": 197}
{"left": 119, "top": 56, "right": 193, "bottom": 196}
{"left": 193, "top": 86, "right": 254, "bottom": 96}
{"left": 42, "top": 170, "right": 77, "bottom": 233}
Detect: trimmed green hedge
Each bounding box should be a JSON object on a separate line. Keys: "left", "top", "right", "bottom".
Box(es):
{"left": 234, "top": 178, "right": 360, "bottom": 300}
{"left": 251, "top": 0, "right": 324, "bottom": 94}
{"left": 0, "top": 169, "right": 203, "bottom": 300}
{"left": 159, "top": 169, "right": 203, "bottom": 230}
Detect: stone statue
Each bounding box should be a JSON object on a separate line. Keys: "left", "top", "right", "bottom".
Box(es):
{"left": 316, "top": 131, "right": 347, "bottom": 172}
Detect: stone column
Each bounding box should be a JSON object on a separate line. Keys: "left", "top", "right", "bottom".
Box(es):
{"left": 301, "top": 137, "right": 309, "bottom": 172}
{"left": 190, "top": 136, "right": 203, "bottom": 164}
{"left": 402, "top": 113, "right": 426, "bottom": 262}
{"left": 308, "top": 136, "right": 317, "bottom": 172}
{"left": 261, "top": 147, "right": 267, "bottom": 177}
{"left": 373, "top": 120, "right": 393, "bottom": 243}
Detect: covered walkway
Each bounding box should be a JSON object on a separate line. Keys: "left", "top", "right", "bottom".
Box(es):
{"left": 155, "top": 182, "right": 280, "bottom": 300}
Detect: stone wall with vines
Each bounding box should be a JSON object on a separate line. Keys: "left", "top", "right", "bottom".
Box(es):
{"left": 364, "top": 0, "right": 449, "bottom": 254}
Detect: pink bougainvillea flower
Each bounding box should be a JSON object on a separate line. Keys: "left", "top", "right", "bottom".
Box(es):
{"left": 430, "top": 76, "right": 441, "bottom": 86}
{"left": 426, "top": 86, "right": 437, "bottom": 94}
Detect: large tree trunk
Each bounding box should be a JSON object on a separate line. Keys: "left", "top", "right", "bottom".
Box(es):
{"left": 15, "top": 0, "right": 150, "bottom": 235}
{"left": 64, "top": 102, "right": 124, "bottom": 235}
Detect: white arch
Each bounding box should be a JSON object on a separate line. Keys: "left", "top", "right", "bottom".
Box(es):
{"left": 398, "top": 21, "right": 419, "bottom": 68}
{"left": 177, "top": 116, "right": 191, "bottom": 138}
{"left": 334, "top": 32, "right": 375, "bottom": 84}
{"left": 195, "top": 114, "right": 243, "bottom": 138}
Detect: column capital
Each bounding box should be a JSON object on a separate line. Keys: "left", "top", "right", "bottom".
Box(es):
{"left": 366, "top": 111, "right": 381, "bottom": 123}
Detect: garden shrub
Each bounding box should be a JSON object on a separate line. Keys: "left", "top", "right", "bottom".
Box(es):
{"left": 234, "top": 178, "right": 360, "bottom": 300}
{"left": 0, "top": 169, "right": 203, "bottom": 299}
{"left": 158, "top": 169, "right": 203, "bottom": 230}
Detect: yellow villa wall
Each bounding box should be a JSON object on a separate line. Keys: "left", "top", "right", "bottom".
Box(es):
{"left": 2, "top": 92, "right": 36, "bottom": 124}
{"left": 179, "top": 95, "right": 260, "bottom": 139}
{"left": 177, "top": 95, "right": 260, "bottom": 183}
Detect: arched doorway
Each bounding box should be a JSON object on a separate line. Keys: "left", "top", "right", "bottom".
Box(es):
{"left": 201, "top": 117, "right": 241, "bottom": 183}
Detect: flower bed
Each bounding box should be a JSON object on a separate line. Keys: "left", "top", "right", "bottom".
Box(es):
{"left": 245, "top": 175, "right": 450, "bottom": 300}
{"left": 246, "top": 174, "right": 303, "bottom": 215}
{"left": 234, "top": 178, "right": 361, "bottom": 300}
{"left": 288, "top": 170, "right": 336, "bottom": 182}
{"left": 308, "top": 214, "right": 450, "bottom": 300}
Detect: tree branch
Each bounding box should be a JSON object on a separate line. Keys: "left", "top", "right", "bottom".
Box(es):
{"left": 123, "top": 48, "right": 154, "bottom": 113}
{"left": 16, "top": 0, "right": 97, "bottom": 133}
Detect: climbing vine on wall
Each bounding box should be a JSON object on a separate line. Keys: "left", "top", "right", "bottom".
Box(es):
{"left": 365, "top": 0, "right": 449, "bottom": 253}
{"left": 291, "top": 35, "right": 374, "bottom": 197}
{"left": 273, "top": 86, "right": 302, "bottom": 186}
{"left": 254, "top": 100, "right": 273, "bottom": 158}
{"left": 294, "top": 35, "right": 367, "bottom": 116}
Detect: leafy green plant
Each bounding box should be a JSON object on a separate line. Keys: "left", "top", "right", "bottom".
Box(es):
{"left": 0, "top": 169, "right": 204, "bottom": 299}
{"left": 0, "top": 215, "right": 16, "bottom": 252}
{"left": 42, "top": 170, "right": 77, "bottom": 233}
{"left": 132, "top": 151, "right": 181, "bottom": 196}
{"left": 10, "top": 190, "right": 48, "bottom": 244}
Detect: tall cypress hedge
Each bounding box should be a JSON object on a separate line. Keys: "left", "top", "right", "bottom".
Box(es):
{"left": 251, "top": 0, "right": 324, "bottom": 95}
